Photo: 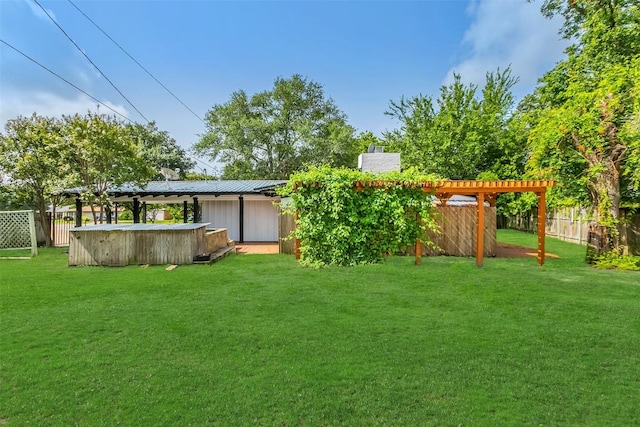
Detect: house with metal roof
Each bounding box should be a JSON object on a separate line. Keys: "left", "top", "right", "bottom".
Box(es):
{"left": 65, "top": 180, "right": 286, "bottom": 243}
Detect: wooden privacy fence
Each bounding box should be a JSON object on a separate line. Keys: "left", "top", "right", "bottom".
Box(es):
{"left": 499, "top": 208, "right": 640, "bottom": 255}
{"left": 424, "top": 206, "right": 496, "bottom": 256}
{"left": 279, "top": 209, "right": 296, "bottom": 255}
{"left": 279, "top": 205, "right": 497, "bottom": 257}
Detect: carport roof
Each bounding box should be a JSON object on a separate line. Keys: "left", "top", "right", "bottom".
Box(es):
{"left": 64, "top": 180, "right": 287, "bottom": 198}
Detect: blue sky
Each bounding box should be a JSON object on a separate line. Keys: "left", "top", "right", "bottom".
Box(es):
{"left": 0, "top": 0, "right": 568, "bottom": 172}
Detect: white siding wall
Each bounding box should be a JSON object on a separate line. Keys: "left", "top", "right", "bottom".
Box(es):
{"left": 201, "top": 200, "right": 239, "bottom": 241}
{"left": 201, "top": 198, "right": 278, "bottom": 242}
{"left": 244, "top": 200, "right": 278, "bottom": 242}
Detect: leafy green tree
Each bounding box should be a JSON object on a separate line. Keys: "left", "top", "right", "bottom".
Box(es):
{"left": 523, "top": 0, "right": 639, "bottom": 233}
{"left": 355, "top": 131, "right": 383, "bottom": 154}
{"left": 63, "top": 112, "right": 154, "bottom": 223}
{"left": 195, "top": 74, "right": 360, "bottom": 179}
{"left": 384, "top": 68, "right": 521, "bottom": 180}
{"left": 0, "top": 114, "right": 74, "bottom": 246}
{"left": 126, "top": 122, "right": 195, "bottom": 180}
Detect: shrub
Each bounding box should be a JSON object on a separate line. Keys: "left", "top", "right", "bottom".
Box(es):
{"left": 119, "top": 210, "right": 133, "bottom": 220}
{"left": 278, "top": 166, "right": 440, "bottom": 267}
{"left": 594, "top": 250, "right": 640, "bottom": 271}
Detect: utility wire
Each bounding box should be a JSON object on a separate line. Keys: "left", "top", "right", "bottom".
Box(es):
{"left": 67, "top": 0, "right": 205, "bottom": 124}
{"left": 28, "top": 1, "right": 216, "bottom": 175}
{"left": 64, "top": 1, "right": 217, "bottom": 172}
{"left": 33, "top": 0, "right": 150, "bottom": 123}
{"left": 0, "top": 38, "right": 134, "bottom": 123}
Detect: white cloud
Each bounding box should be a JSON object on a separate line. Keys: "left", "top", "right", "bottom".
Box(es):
{"left": 445, "top": 0, "right": 570, "bottom": 97}
{"left": 0, "top": 89, "right": 130, "bottom": 125}
{"left": 23, "top": 0, "right": 57, "bottom": 23}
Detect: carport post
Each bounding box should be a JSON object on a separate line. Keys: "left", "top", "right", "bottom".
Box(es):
{"left": 133, "top": 198, "right": 140, "bottom": 223}
{"left": 75, "top": 197, "right": 82, "bottom": 228}
{"left": 238, "top": 196, "right": 244, "bottom": 243}
{"left": 142, "top": 202, "right": 147, "bottom": 224}
{"left": 193, "top": 197, "right": 199, "bottom": 223}
{"left": 183, "top": 201, "right": 188, "bottom": 223}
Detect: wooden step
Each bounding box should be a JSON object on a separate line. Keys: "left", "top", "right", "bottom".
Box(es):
{"left": 192, "top": 246, "right": 236, "bottom": 264}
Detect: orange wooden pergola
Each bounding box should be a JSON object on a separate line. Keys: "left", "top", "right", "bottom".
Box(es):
{"left": 294, "top": 180, "right": 556, "bottom": 267}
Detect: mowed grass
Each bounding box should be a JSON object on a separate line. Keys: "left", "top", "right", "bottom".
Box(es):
{"left": 1, "top": 230, "right": 639, "bottom": 426}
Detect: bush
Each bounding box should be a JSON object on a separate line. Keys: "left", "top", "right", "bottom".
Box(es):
{"left": 594, "top": 250, "right": 640, "bottom": 271}
{"left": 278, "top": 166, "right": 440, "bottom": 267}
{"left": 119, "top": 210, "right": 133, "bottom": 220}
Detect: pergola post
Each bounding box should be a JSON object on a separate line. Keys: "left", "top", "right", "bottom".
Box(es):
{"left": 537, "top": 191, "right": 547, "bottom": 266}
{"left": 476, "top": 192, "right": 485, "bottom": 267}
{"left": 142, "top": 202, "right": 147, "bottom": 224}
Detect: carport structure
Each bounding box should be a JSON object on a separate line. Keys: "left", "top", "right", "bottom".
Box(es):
{"left": 295, "top": 179, "right": 556, "bottom": 267}
{"left": 65, "top": 180, "right": 285, "bottom": 243}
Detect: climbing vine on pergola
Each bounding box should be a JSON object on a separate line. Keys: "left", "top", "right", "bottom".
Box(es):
{"left": 281, "top": 166, "right": 556, "bottom": 267}
{"left": 279, "top": 167, "right": 440, "bottom": 267}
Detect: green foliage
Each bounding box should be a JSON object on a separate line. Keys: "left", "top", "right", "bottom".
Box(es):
{"left": 127, "top": 122, "right": 195, "bottom": 180}
{"left": 195, "top": 74, "right": 360, "bottom": 179}
{"left": 594, "top": 250, "right": 640, "bottom": 271}
{"left": 118, "top": 209, "right": 133, "bottom": 220}
{"left": 523, "top": 0, "right": 640, "bottom": 230}
{"left": 278, "top": 166, "right": 439, "bottom": 266}
{"left": 63, "top": 112, "right": 154, "bottom": 222}
{"left": 0, "top": 114, "right": 75, "bottom": 246}
{"left": 384, "top": 68, "right": 522, "bottom": 181}
{"left": 165, "top": 204, "right": 185, "bottom": 222}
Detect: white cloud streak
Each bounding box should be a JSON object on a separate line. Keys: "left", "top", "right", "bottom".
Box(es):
{"left": 445, "top": 0, "right": 570, "bottom": 96}
{"left": 0, "top": 89, "right": 130, "bottom": 126}
{"left": 23, "top": 0, "right": 57, "bottom": 23}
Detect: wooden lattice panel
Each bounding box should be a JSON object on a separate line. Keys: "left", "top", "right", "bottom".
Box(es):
{"left": 0, "top": 210, "right": 38, "bottom": 255}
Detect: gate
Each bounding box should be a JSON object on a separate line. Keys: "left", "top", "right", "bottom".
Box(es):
{"left": 49, "top": 213, "right": 72, "bottom": 246}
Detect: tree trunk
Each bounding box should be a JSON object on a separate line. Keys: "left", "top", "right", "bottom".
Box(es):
{"left": 37, "top": 196, "right": 53, "bottom": 247}
{"left": 586, "top": 224, "right": 611, "bottom": 264}
{"left": 583, "top": 158, "right": 622, "bottom": 262}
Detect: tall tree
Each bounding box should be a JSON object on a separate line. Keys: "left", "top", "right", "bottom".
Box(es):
{"left": 0, "top": 114, "right": 73, "bottom": 246}
{"left": 384, "top": 68, "right": 521, "bottom": 180}
{"left": 63, "top": 112, "right": 153, "bottom": 223}
{"left": 126, "top": 122, "right": 195, "bottom": 180}
{"left": 523, "top": 0, "right": 639, "bottom": 233}
{"left": 195, "top": 74, "right": 359, "bottom": 179}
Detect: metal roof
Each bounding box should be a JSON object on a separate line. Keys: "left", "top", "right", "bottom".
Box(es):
{"left": 64, "top": 180, "right": 287, "bottom": 197}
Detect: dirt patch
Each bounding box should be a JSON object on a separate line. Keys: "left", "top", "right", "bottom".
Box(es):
{"left": 495, "top": 242, "right": 559, "bottom": 259}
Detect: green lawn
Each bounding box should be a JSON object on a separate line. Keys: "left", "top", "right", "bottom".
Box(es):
{"left": 1, "top": 230, "right": 638, "bottom": 426}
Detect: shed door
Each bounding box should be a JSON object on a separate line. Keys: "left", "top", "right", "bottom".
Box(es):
{"left": 243, "top": 200, "right": 278, "bottom": 242}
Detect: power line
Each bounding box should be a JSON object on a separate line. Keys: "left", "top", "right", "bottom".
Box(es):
{"left": 2, "top": 37, "right": 218, "bottom": 174}
{"left": 32, "top": 0, "right": 150, "bottom": 123}
{"left": 67, "top": 0, "right": 205, "bottom": 124}
{"left": 0, "top": 38, "right": 134, "bottom": 123}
